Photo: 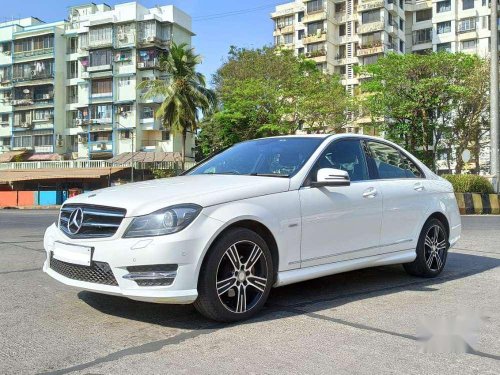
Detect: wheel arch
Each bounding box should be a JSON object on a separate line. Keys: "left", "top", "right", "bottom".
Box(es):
{"left": 427, "top": 211, "right": 450, "bottom": 240}
{"left": 198, "top": 219, "right": 280, "bottom": 284}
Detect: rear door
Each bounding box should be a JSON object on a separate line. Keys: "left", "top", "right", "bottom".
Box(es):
{"left": 364, "top": 140, "right": 428, "bottom": 253}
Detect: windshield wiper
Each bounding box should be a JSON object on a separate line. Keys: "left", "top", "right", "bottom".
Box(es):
{"left": 249, "top": 173, "right": 290, "bottom": 178}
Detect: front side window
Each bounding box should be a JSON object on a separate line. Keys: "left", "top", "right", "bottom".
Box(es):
{"left": 189, "top": 137, "right": 324, "bottom": 177}
{"left": 366, "top": 141, "right": 424, "bottom": 179}
{"left": 312, "top": 139, "right": 369, "bottom": 182}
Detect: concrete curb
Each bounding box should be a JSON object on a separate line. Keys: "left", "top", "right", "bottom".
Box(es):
{"left": 455, "top": 193, "right": 500, "bottom": 215}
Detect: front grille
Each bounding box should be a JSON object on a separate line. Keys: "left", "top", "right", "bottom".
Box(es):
{"left": 50, "top": 255, "right": 118, "bottom": 286}
{"left": 59, "top": 204, "right": 126, "bottom": 239}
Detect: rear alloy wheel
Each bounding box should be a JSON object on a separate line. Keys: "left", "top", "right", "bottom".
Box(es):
{"left": 194, "top": 228, "right": 273, "bottom": 322}
{"left": 403, "top": 218, "right": 448, "bottom": 277}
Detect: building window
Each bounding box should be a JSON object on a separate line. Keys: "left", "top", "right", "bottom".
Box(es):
{"left": 118, "top": 76, "right": 131, "bottom": 87}
{"left": 276, "top": 15, "right": 293, "bottom": 29}
{"left": 33, "top": 133, "right": 52, "bottom": 146}
{"left": 307, "top": 42, "right": 325, "bottom": 54}
{"left": 437, "top": 21, "right": 451, "bottom": 34}
{"left": 437, "top": 42, "right": 452, "bottom": 52}
{"left": 363, "top": 55, "right": 379, "bottom": 65}
{"left": 413, "top": 28, "right": 432, "bottom": 44}
{"left": 67, "top": 61, "right": 78, "bottom": 79}
{"left": 143, "top": 106, "right": 154, "bottom": 119}
{"left": 90, "top": 105, "right": 112, "bottom": 121}
{"left": 400, "top": 40, "right": 404, "bottom": 52}
{"left": 1, "top": 114, "right": 9, "bottom": 124}
{"left": 437, "top": 0, "right": 451, "bottom": 13}
{"left": 458, "top": 17, "right": 477, "bottom": 33}
{"left": 33, "top": 108, "right": 54, "bottom": 121}
{"left": 335, "top": 3, "right": 346, "bottom": 13}
{"left": 463, "top": 0, "right": 474, "bottom": 10}
{"left": 399, "top": 19, "right": 404, "bottom": 30}
{"left": 307, "top": 21, "right": 324, "bottom": 35}
{"left": 283, "top": 33, "right": 293, "bottom": 44}
{"left": 68, "top": 37, "right": 78, "bottom": 54}
{"left": 90, "top": 49, "right": 112, "bottom": 66}
{"left": 298, "top": 11, "right": 304, "bottom": 22}
{"left": 307, "top": 0, "right": 324, "bottom": 13}
{"left": 461, "top": 39, "right": 476, "bottom": 49}
{"left": 67, "top": 85, "right": 78, "bottom": 104}
{"left": 339, "top": 24, "right": 346, "bottom": 37}
{"left": 415, "top": 9, "right": 432, "bottom": 22}
{"left": 298, "top": 29, "right": 305, "bottom": 40}
{"left": 361, "top": 32, "right": 382, "bottom": 48}
{"left": 91, "top": 79, "right": 112, "bottom": 97}
{"left": 89, "top": 26, "right": 112, "bottom": 45}
{"left": 297, "top": 47, "right": 304, "bottom": 55}
{"left": 13, "top": 60, "right": 54, "bottom": 80}
{"left": 362, "top": 10, "right": 380, "bottom": 24}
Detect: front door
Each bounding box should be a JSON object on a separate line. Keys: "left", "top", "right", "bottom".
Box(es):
{"left": 299, "top": 139, "right": 383, "bottom": 267}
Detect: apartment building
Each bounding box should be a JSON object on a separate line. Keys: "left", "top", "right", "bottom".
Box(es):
{"left": 271, "top": 0, "right": 496, "bottom": 134}
{"left": 0, "top": 2, "right": 194, "bottom": 161}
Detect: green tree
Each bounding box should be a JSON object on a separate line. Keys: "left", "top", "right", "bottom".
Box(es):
{"left": 358, "top": 52, "right": 479, "bottom": 170}
{"left": 198, "top": 46, "right": 350, "bottom": 157}
{"left": 139, "top": 42, "right": 216, "bottom": 167}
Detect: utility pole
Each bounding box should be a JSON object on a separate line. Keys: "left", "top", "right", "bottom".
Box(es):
{"left": 491, "top": 0, "right": 500, "bottom": 192}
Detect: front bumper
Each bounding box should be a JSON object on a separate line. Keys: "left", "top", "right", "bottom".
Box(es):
{"left": 43, "top": 214, "right": 222, "bottom": 304}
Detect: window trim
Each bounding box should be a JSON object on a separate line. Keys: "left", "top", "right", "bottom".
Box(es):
{"left": 363, "top": 139, "right": 426, "bottom": 180}
{"left": 302, "top": 137, "right": 371, "bottom": 187}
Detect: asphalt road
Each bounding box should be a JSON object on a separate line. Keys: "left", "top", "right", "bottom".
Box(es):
{"left": 0, "top": 211, "right": 499, "bottom": 375}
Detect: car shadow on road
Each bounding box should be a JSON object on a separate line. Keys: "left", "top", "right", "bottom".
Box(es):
{"left": 78, "top": 252, "right": 500, "bottom": 329}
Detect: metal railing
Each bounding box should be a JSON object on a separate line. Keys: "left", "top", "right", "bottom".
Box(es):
{"left": 0, "top": 160, "right": 196, "bottom": 171}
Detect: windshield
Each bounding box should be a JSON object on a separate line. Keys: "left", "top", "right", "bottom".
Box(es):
{"left": 188, "top": 137, "right": 325, "bottom": 178}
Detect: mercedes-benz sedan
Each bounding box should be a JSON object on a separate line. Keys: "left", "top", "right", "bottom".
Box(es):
{"left": 43, "top": 135, "right": 461, "bottom": 321}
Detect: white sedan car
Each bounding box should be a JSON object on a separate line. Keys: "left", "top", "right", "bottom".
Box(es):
{"left": 43, "top": 135, "right": 461, "bottom": 322}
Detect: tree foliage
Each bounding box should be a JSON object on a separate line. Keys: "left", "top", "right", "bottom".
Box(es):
{"left": 139, "top": 42, "right": 216, "bottom": 166}
{"left": 358, "top": 52, "right": 487, "bottom": 171}
{"left": 198, "top": 46, "right": 350, "bottom": 157}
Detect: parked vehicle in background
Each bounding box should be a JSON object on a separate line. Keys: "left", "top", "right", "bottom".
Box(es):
{"left": 43, "top": 135, "right": 461, "bottom": 321}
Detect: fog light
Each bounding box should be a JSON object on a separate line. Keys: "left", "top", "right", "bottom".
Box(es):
{"left": 124, "top": 264, "right": 178, "bottom": 286}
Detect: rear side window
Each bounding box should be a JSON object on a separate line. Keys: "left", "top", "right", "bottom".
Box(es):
{"left": 313, "top": 139, "right": 369, "bottom": 182}
{"left": 365, "top": 141, "right": 424, "bottom": 179}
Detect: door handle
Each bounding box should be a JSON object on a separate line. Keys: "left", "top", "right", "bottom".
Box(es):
{"left": 414, "top": 182, "right": 425, "bottom": 192}
{"left": 363, "top": 187, "right": 377, "bottom": 198}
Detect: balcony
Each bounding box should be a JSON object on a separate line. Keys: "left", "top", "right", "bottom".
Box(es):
{"left": 303, "top": 31, "right": 327, "bottom": 44}
{"left": 89, "top": 141, "right": 113, "bottom": 153}
{"left": 358, "top": 0, "right": 384, "bottom": 12}
{"left": 358, "top": 21, "right": 385, "bottom": 34}
{"left": 303, "top": 11, "right": 327, "bottom": 24}
{"left": 12, "top": 72, "right": 54, "bottom": 84}
{"left": 358, "top": 44, "right": 384, "bottom": 56}
{"left": 306, "top": 49, "right": 327, "bottom": 58}
{"left": 13, "top": 47, "right": 54, "bottom": 60}
{"left": 87, "top": 64, "right": 112, "bottom": 72}
{"left": 274, "top": 25, "right": 294, "bottom": 35}
{"left": 137, "top": 60, "right": 160, "bottom": 70}
{"left": 12, "top": 97, "right": 54, "bottom": 108}
{"left": 88, "top": 39, "right": 113, "bottom": 49}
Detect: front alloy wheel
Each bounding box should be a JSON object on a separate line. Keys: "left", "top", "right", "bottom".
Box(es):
{"left": 195, "top": 228, "right": 273, "bottom": 322}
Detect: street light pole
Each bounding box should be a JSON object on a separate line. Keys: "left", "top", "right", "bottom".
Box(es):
{"left": 491, "top": 0, "right": 500, "bottom": 192}
{"left": 130, "top": 128, "right": 134, "bottom": 183}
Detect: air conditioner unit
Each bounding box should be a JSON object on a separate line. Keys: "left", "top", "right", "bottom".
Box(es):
{"left": 76, "top": 119, "right": 83, "bottom": 126}
{"left": 138, "top": 62, "right": 145, "bottom": 68}
{"left": 78, "top": 135, "right": 87, "bottom": 143}
{"left": 147, "top": 36, "right": 155, "bottom": 42}
{"left": 99, "top": 143, "right": 107, "bottom": 150}
{"left": 118, "top": 33, "right": 126, "bottom": 40}
{"left": 81, "top": 71, "right": 90, "bottom": 79}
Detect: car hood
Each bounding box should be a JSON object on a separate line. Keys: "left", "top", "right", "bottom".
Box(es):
{"left": 65, "top": 174, "right": 291, "bottom": 217}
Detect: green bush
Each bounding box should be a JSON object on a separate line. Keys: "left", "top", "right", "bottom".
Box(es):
{"left": 442, "top": 174, "right": 494, "bottom": 194}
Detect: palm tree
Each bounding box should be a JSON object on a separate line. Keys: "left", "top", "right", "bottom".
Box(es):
{"left": 139, "top": 42, "right": 216, "bottom": 168}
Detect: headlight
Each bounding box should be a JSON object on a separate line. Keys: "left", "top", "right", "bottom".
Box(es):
{"left": 123, "top": 204, "right": 202, "bottom": 238}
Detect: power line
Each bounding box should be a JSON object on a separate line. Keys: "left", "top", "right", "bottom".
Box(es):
{"left": 192, "top": 1, "right": 282, "bottom": 22}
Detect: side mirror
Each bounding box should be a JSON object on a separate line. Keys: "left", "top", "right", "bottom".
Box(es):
{"left": 311, "top": 168, "right": 350, "bottom": 187}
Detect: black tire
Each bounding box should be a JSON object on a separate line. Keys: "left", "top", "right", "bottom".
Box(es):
{"left": 403, "top": 218, "right": 449, "bottom": 278}
{"left": 194, "top": 227, "right": 274, "bottom": 322}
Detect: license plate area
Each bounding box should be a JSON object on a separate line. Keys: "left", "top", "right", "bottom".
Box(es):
{"left": 52, "top": 241, "right": 93, "bottom": 266}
